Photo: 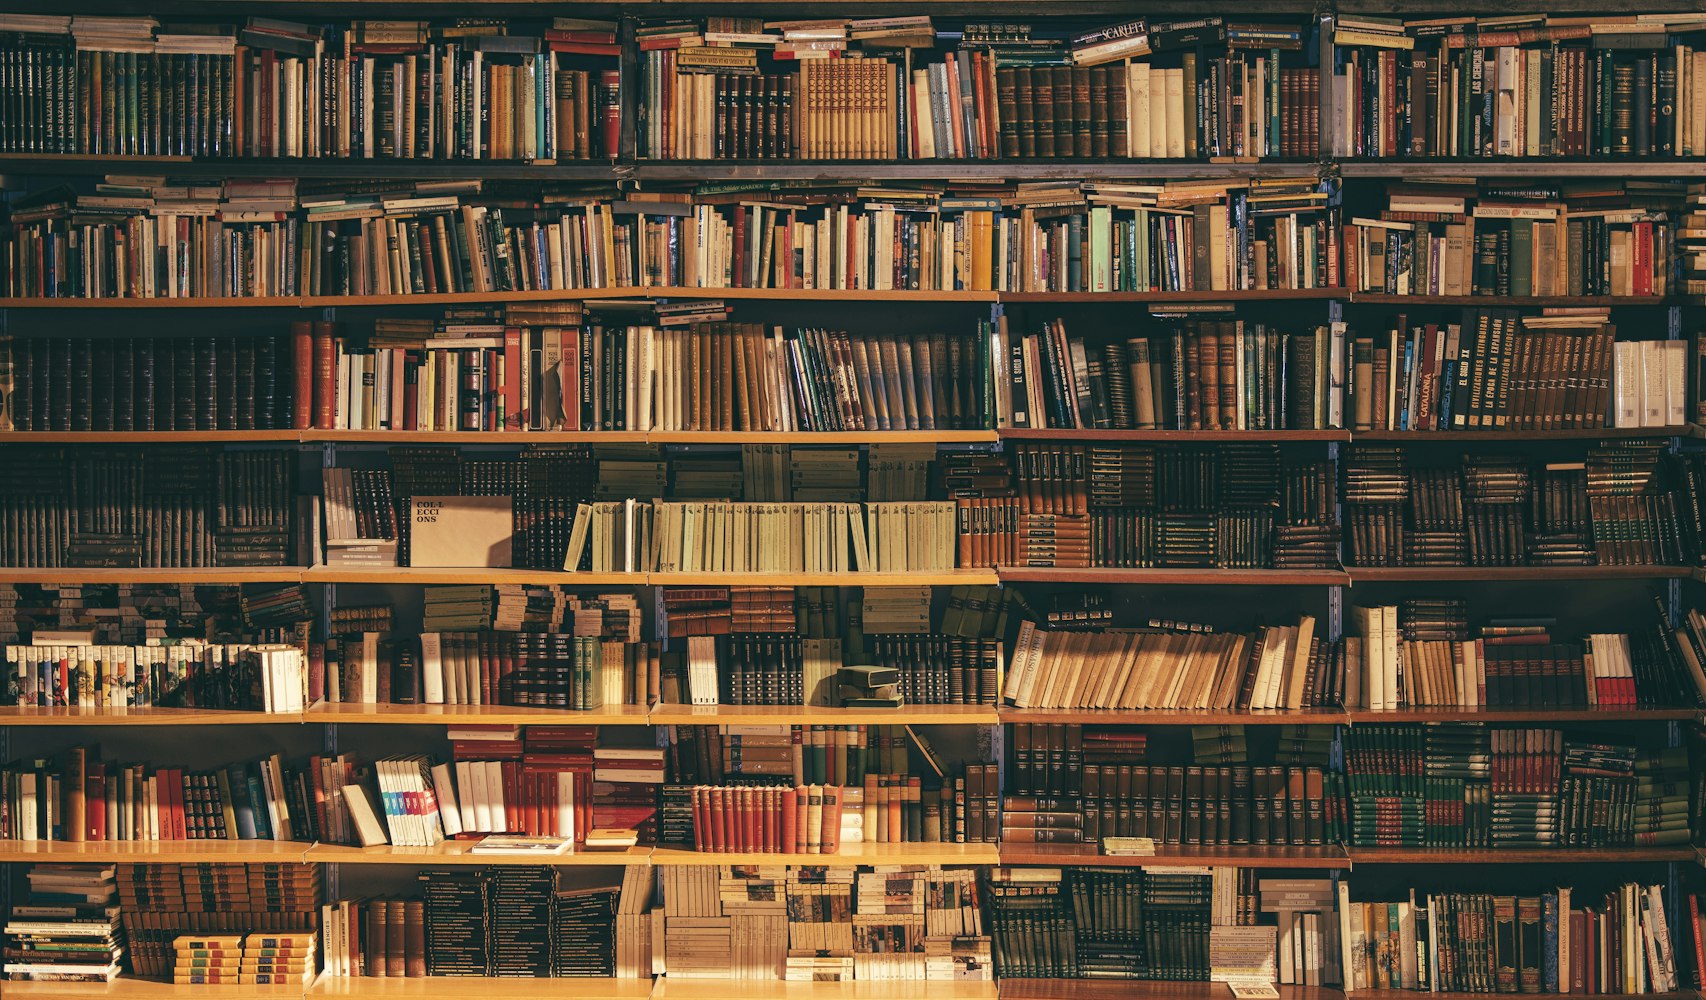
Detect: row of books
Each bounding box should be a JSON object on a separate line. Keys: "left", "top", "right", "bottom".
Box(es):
{"left": 114, "top": 861, "right": 320, "bottom": 980}
{"left": 1339, "top": 724, "right": 1688, "bottom": 848}
{"left": 292, "top": 318, "right": 998, "bottom": 434}
{"left": 3, "top": 641, "right": 308, "bottom": 712}
{"left": 562, "top": 500, "right": 961, "bottom": 573}
{"left": 1341, "top": 442, "right": 1699, "bottom": 569}
{"left": 1327, "top": 14, "right": 1706, "bottom": 159}
{"left": 2, "top": 316, "right": 1684, "bottom": 437}
{"left": 1344, "top": 606, "right": 1699, "bottom": 710}
{"left": 0, "top": 749, "right": 323, "bottom": 843}
{"left": 1345, "top": 181, "right": 1685, "bottom": 297}
{"left": 1004, "top": 615, "right": 1336, "bottom": 711}
{"left": 0, "top": 447, "right": 295, "bottom": 569}
{"left": 1348, "top": 311, "right": 1686, "bottom": 433}
{"left": 0, "top": 176, "right": 1340, "bottom": 298}
{"left": 638, "top": 32, "right": 1318, "bottom": 161}
{"left": 319, "top": 871, "right": 642, "bottom": 978}
{"left": 1006, "top": 319, "right": 1342, "bottom": 431}
{"left": 1002, "top": 763, "right": 1330, "bottom": 846}
{"left": 0, "top": 15, "right": 620, "bottom": 159}
{"left": 2, "top": 865, "right": 124, "bottom": 983}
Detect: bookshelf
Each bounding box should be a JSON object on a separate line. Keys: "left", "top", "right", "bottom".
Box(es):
{"left": 1, "top": 5, "right": 1704, "bottom": 998}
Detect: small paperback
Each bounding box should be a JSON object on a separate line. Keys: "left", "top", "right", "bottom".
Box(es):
{"left": 470, "top": 834, "right": 573, "bottom": 855}
{"left": 1103, "top": 836, "right": 1156, "bottom": 856}
{"left": 1228, "top": 983, "right": 1280, "bottom": 999}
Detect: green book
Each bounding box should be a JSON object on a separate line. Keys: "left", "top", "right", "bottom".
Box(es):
{"left": 1509, "top": 219, "right": 1534, "bottom": 297}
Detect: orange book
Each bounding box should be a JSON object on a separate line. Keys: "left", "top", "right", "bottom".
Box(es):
{"left": 887, "top": 776, "right": 903, "bottom": 842}
{"left": 820, "top": 784, "right": 843, "bottom": 855}
{"left": 781, "top": 786, "right": 798, "bottom": 853}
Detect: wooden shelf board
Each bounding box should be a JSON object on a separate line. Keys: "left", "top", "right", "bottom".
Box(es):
{"left": 302, "top": 702, "right": 654, "bottom": 725}
{"left": 998, "top": 708, "right": 1349, "bottom": 725}
{"left": 2, "top": 977, "right": 307, "bottom": 999}
{"left": 0, "top": 567, "right": 304, "bottom": 584}
{"left": 0, "top": 706, "right": 296, "bottom": 726}
{"left": 1345, "top": 707, "right": 1701, "bottom": 723}
{"left": 1344, "top": 846, "right": 1695, "bottom": 864}
{"left": 998, "top": 429, "right": 1349, "bottom": 442}
{"left": 1001, "top": 289, "right": 1342, "bottom": 303}
{"left": 997, "top": 567, "right": 1349, "bottom": 586}
{"left": 1349, "top": 294, "right": 1676, "bottom": 307}
{"left": 304, "top": 842, "right": 653, "bottom": 865}
{"left": 308, "top": 429, "right": 650, "bottom": 444}
{"left": 998, "top": 982, "right": 1339, "bottom": 1000}
{"left": 302, "top": 568, "right": 644, "bottom": 586}
{"left": 1340, "top": 159, "right": 1706, "bottom": 178}
{"left": 1354, "top": 427, "right": 1688, "bottom": 441}
{"left": 650, "top": 704, "right": 999, "bottom": 726}
{"left": 0, "top": 296, "right": 308, "bottom": 309}
{"left": 0, "top": 839, "right": 314, "bottom": 864}
{"left": 1348, "top": 566, "right": 1692, "bottom": 582}
{"left": 649, "top": 842, "right": 999, "bottom": 866}
{"left": 0, "top": 430, "right": 306, "bottom": 443}
{"left": 645, "top": 430, "right": 996, "bottom": 444}
{"left": 652, "top": 571, "right": 1000, "bottom": 587}
{"left": 643, "top": 286, "right": 996, "bottom": 302}
{"left": 310, "top": 976, "right": 653, "bottom": 1000}
{"left": 996, "top": 843, "right": 1348, "bottom": 868}
{"left": 656, "top": 982, "right": 996, "bottom": 1000}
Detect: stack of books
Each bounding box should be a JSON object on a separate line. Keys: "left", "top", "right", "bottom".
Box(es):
{"left": 2, "top": 865, "right": 125, "bottom": 984}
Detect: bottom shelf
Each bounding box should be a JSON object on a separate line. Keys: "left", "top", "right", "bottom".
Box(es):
{"left": 996, "top": 987, "right": 1696, "bottom": 1000}
{"left": 655, "top": 982, "right": 996, "bottom": 1000}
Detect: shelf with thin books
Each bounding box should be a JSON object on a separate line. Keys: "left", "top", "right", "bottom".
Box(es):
{"left": 1338, "top": 159, "right": 1706, "bottom": 179}
{"left": 1342, "top": 707, "right": 1703, "bottom": 724}
{"left": 304, "top": 842, "right": 653, "bottom": 866}
{"left": 655, "top": 982, "right": 997, "bottom": 1000}
{"left": 311, "top": 976, "right": 653, "bottom": 1000}
{"left": 301, "top": 568, "right": 647, "bottom": 586}
{"left": 0, "top": 430, "right": 307, "bottom": 444}
{"left": 648, "top": 571, "right": 1001, "bottom": 587}
{"left": 648, "top": 842, "right": 999, "bottom": 866}
{"left": 1342, "top": 846, "right": 1696, "bottom": 865}
{"left": 0, "top": 153, "right": 625, "bottom": 182}
{"left": 1347, "top": 294, "right": 1681, "bottom": 308}
{"left": 0, "top": 706, "right": 294, "bottom": 726}
{"left": 1000, "top": 289, "right": 1344, "bottom": 304}
{"left": 0, "top": 838, "right": 313, "bottom": 865}
{"left": 1354, "top": 427, "right": 1690, "bottom": 442}
{"left": 302, "top": 702, "right": 655, "bottom": 726}
{"left": 1346, "top": 566, "right": 1694, "bottom": 583}
{"left": 0, "top": 567, "right": 304, "bottom": 585}
{"left": 3, "top": 976, "right": 312, "bottom": 1000}
{"left": 996, "top": 568, "right": 1351, "bottom": 586}
{"left": 994, "top": 842, "right": 1349, "bottom": 869}
{"left": 649, "top": 703, "right": 999, "bottom": 726}
{"left": 633, "top": 161, "right": 1321, "bottom": 183}
{"left": 997, "top": 708, "right": 1351, "bottom": 725}
{"left": 997, "top": 429, "right": 1350, "bottom": 443}
{"left": 0, "top": 430, "right": 998, "bottom": 446}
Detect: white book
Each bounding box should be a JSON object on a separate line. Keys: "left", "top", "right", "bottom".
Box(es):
{"left": 430, "top": 763, "right": 463, "bottom": 838}
{"left": 419, "top": 633, "right": 444, "bottom": 705}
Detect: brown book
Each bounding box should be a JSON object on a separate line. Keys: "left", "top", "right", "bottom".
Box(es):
{"left": 1108, "top": 64, "right": 1129, "bottom": 157}
{"left": 365, "top": 900, "right": 387, "bottom": 977}
{"left": 1072, "top": 66, "right": 1093, "bottom": 156}
{"left": 386, "top": 899, "right": 406, "bottom": 976}
{"left": 997, "top": 67, "right": 1021, "bottom": 157}
{"left": 1014, "top": 68, "right": 1036, "bottom": 157}
{"left": 404, "top": 900, "right": 426, "bottom": 976}
{"left": 312, "top": 321, "right": 337, "bottom": 430}
{"left": 1028, "top": 67, "right": 1051, "bottom": 156}
{"left": 1051, "top": 66, "right": 1073, "bottom": 158}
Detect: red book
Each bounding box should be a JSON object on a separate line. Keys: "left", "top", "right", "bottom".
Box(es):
{"left": 792, "top": 786, "right": 809, "bottom": 853}
{"left": 291, "top": 321, "right": 314, "bottom": 429}
{"left": 711, "top": 787, "right": 729, "bottom": 852}
{"left": 780, "top": 787, "right": 798, "bottom": 854}
{"left": 503, "top": 328, "right": 523, "bottom": 429}
{"left": 763, "top": 788, "right": 778, "bottom": 853}
{"left": 550, "top": 41, "right": 620, "bottom": 56}
{"left": 85, "top": 762, "right": 105, "bottom": 841}
{"left": 544, "top": 28, "right": 616, "bottom": 43}
{"left": 402, "top": 350, "right": 421, "bottom": 431}
{"left": 732, "top": 206, "right": 747, "bottom": 288}
{"left": 691, "top": 786, "right": 706, "bottom": 847}
{"left": 599, "top": 70, "right": 621, "bottom": 159}
{"left": 306, "top": 642, "right": 325, "bottom": 705}
{"left": 738, "top": 787, "right": 754, "bottom": 852}
{"left": 501, "top": 761, "right": 521, "bottom": 833}
{"left": 1687, "top": 894, "right": 1704, "bottom": 990}
{"left": 312, "top": 322, "right": 337, "bottom": 428}
{"left": 168, "top": 768, "right": 188, "bottom": 840}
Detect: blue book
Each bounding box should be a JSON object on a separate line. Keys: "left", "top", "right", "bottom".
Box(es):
{"left": 1541, "top": 891, "right": 1560, "bottom": 992}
